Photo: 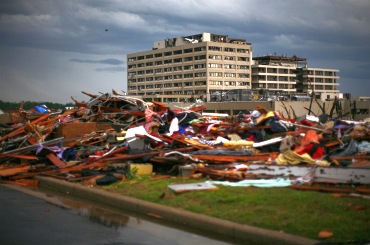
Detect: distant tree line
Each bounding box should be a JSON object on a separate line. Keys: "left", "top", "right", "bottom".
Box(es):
{"left": 0, "top": 100, "right": 75, "bottom": 111}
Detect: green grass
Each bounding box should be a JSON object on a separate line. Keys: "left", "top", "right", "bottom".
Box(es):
{"left": 98, "top": 175, "right": 370, "bottom": 243}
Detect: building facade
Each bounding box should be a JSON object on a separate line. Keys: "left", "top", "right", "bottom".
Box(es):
{"left": 251, "top": 55, "right": 341, "bottom": 100}
{"left": 127, "top": 32, "right": 252, "bottom": 102}
{"left": 296, "top": 67, "right": 340, "bottom": 100}
{"left": 251, "top": 55, "right": 307, "bottom": 93}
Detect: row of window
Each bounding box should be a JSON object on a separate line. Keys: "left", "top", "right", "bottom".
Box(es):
{"left": 254, "top": 75, "right": 298, "bottom": 82}
{"left": 128, "top": 64, "right": 250, "bottom": 74}
{"left": 305, "top": 78, "right": 338, "bottom": 83}
{"left": 128, "top": 55, "right": 249, "bottom": 68}
{"left": 252, "top": 67, "right": 297, "bottom": 74}
{"left": 128, "top": 80, "right": 250, "bottom": 90}
{"left": 303, "top": 71, "right": 337, "bottom": 76}
{"left": 251, "top": 83, "right": 296, "bottom": 89}
{"left": 128, "top": 46, "right": 250, "bottom": 61}
{"left": 128, "top": 72, "right": 250, "bottom": 80}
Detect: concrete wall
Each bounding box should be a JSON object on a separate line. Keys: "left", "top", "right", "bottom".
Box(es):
{"left": 169, "top": 99, "right": 370, "bottom": 120}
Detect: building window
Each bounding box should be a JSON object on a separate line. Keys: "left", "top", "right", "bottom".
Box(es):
{"left": 154, "top": 61, "right": 163, "bottom": 65}
{"left": 183, "top": 48, "right": 193, "bottom": 53}
{"left": 194, "top": 63, "right": 206, "bottom": 69}
{"left": 237, "top": 56, "right": 248, "bottom": 62}
{"left": 237, "top": 65, "right": 249, "bottom": 70}
{"left": 209, "top": 54, "right": 222, "bottom": 60}
{"left": 209, "top": 46, "right": 222, "bottom": 51}
{"left": 195, "top": 55, "right": 206, "bottom": 60}
{"left": 224, "top": 56, "right": 235, "bottom": 60}
{"left": 224, "top": 47, "right": 235, "bottom": 52}
{"left": 184, "top": 56, "right": 193, "bottom": 62}
{"left": 224, "top": 73, "right": 236, "bottom": 77}
{"left": 173, "top": 58, "right": 182, "bottom": 63}
{"left": 267, "top": 76, "right": 277, "bottom": 81}
{"left": 209, "top": 80, "right": 223, "bottom": 85}
{"left": 173, "top": 50, "right": 182, "bottom": 55}
{"left": 195, "top": 72, "right": 206, "bottom": 77}
{"left": 238, "top": 82, "right": 250, "bottom": 86}
{"left": 154, "top": 53, "right": 163, "bottom": 58}
{"left": 146, "top": 62, "right": 153, "bottom": 66}
{"left": 194, "top": 46, "right": 206, "bottom": 52}
{"left": 209, "top": 63, "right": 222, "bottom": 68}
{"left": 184, "top": 73, "right": 194, "bottom": 78}
{"left": 128, "top": 57, "right": 136, "bottom": 62}
{"left": 146, "top": 54, "right": 153, "bottom": 59}
{"left": 237, "top": 48, "right": 249, "bottom": 53}
{"left": 224, "top": 64, "right": 236, "bottom": 69}
{"left": 137, "top": 56, "right": 145, "bottom": 60}
{"left": 209, "top": 72, "right": 222, "bottom": 77}
{"left": 184, "top": 65, "right": 193, "bottom": 70}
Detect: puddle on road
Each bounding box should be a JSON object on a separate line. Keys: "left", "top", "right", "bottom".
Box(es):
{"left": 32, "top": 188, "right": 241, "bottom": 245}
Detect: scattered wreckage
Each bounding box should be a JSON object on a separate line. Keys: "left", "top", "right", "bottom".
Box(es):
{"left": 0, "top": 90, "right": 369, "bottom": 195}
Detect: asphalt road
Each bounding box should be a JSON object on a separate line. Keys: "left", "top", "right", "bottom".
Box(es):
{"left": 0, "top": 185, "right": 234, "bottom": 245}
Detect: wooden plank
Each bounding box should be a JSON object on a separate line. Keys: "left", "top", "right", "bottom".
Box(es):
{"left": 191, "top": 155, "right": 271, "bottom": 163}
{"left": 0, "top": 179, "right": 39, "bottom": 187}
{"left": 0, "top": 165, "right": 31, "bottom": 177}
{"left": 0, "top": 153, "right": 39, "bottom": 160}
{"left": 45, "top": 153, "right": 66, "bottom": 169}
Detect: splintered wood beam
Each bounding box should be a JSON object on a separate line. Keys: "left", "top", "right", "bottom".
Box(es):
{"left": 0, "top": 113, "right": 50, "bottom": 143}
{"left": 45, "top": 153, "right": 66, "bottom": 169}
{"left": 0, "top": 165, "right": 31, "bottom": 177}
{"left": 0, "top": 179, "right": 39, "bottom": 187}
{"left": 191, "top": 155, "right": 270, "bottom": 163}
{"left": 0, "top": 153, "right": 39, "bottom": 160}
{"left": 330, "top": 156, "right": 370, "bottom": 160}
{"left": 101, "top": 146, "right": 196, "bottom": 162}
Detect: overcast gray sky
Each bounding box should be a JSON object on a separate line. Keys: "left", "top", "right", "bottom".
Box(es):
{"left": 1, "top": 0, "right": 369, "bottom": 103}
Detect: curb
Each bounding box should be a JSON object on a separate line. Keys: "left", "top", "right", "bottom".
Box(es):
{"left": 36, "top": 176, "right": 318, "bottom": 245}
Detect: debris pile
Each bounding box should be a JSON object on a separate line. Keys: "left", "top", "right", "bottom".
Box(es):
{"left": 0, "top": 90, "right": 369, "bottom": 194}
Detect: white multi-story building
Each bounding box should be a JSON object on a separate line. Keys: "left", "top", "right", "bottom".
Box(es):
{"left": 127, "top": 32, "right": 252, "bottom": 102}
{"left": 127, "top": 34, "right": 341, "bottom": 102}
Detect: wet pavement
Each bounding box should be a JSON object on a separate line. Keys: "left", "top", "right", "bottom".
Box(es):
{"left": 0, "top": 185, "right": 237, "bottom": 245}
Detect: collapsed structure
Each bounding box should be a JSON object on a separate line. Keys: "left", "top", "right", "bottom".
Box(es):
{"left": 0, "top": 89, "right": 369, "bottom": 194}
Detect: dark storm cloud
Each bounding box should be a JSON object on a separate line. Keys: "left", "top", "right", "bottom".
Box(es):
{"left": 0, "top": 0, "right": 369, "bottom": 103}
{"left": 95, "top": 67, "right": 125, "bottom": 72}
{"left": 70, "top": 58, "right": 124, "bottom": 65}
